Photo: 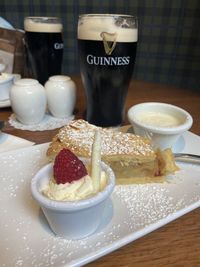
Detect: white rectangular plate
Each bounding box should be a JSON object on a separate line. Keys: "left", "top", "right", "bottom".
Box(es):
{"left": 0, "top": 132, "right": 35, "bottom": 153}
{"left": 0, "top": 131, "right": 200, "bottom": 267}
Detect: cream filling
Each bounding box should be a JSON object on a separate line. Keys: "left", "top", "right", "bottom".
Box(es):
{"left": 42, "top": 171, "right": 108, "bottom": 201}
{"left": 137, "top": 111, "right": 182, "bottom": 127}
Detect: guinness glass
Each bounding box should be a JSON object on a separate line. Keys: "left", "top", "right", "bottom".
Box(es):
{"left": 24, "top": 17, "right": 64, "bottom": 85}
{"left": 78, "top": 14, "right": 138, "bottom": 127}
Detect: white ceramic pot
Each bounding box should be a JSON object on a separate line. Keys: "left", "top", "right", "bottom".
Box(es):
{"left": 31, "top": 159, "right": 115, "bottom": 239}
{"left": 45, "top": 75, "right": 76, "bottom": 118}
{"left": 128, "top": 102, "right": 193, "bottom": 150}
{"left": 10, "top": 78, "right": 47, "bottom": 125}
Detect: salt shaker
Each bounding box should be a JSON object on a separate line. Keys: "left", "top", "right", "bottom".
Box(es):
{"left": 10, "top": 78, "right": 47, "bottom": 125}
{"left": 45, "top": 75, "right": 76, "bottom": 118}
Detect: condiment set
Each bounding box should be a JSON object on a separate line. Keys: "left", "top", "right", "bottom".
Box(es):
{"left": 9, "top": 75, "right": 76, "bottom": 125}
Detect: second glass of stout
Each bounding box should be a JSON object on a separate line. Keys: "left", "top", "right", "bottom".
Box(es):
{"left": 24, "top": 17, "right": 64, "bottom": 85}
{"left": 78, "top": 14, "right": 138, "bottom": 127}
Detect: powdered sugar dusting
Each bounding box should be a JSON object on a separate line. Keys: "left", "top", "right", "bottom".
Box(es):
{"left": 57, "top": 119, "right": 154, "bottom": 157}
{"left": 0, "top": 144, "right": 200, "bottom": 266}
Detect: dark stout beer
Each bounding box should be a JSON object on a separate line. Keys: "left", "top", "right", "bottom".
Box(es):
{"left": 78, "top": 14, "right": 138, "bottom": 127}
{"left": 24, "top": 17, "right": 63, "bottom": 85}
{"left": 78, "top": 40, "right": 137, "bottom": 126}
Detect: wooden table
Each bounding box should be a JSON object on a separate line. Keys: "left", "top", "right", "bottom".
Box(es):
{"left": 0, "top": 76, "right": 200, "bottom": 267}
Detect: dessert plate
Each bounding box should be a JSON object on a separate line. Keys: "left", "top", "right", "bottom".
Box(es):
{"left": 0, "top": 131, "right": 200, "bottom": 267}
{"left": 123, "top": 124, "right": 197, "bottom": 153}
{"left": 0, "top": 132, "right": 35, "bottom": 153}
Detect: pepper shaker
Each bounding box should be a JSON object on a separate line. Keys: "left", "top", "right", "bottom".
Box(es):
{"left": 45, "top": 75, "right": 76, "bottom": 118}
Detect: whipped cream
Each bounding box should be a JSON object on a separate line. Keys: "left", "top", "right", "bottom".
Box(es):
{"left": 42, "top": 171, "right": 108, "bottom": 201}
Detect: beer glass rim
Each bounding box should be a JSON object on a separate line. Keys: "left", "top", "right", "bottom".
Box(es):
{"left": 24, "top": 16, "right": 62, "bottom": 23}
{"left": 79, "top": 14, "right": 137, "bottom": 20}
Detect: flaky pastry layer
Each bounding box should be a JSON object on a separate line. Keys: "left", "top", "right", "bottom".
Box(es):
{"left": 47, "top": 119, "right": 155, "bottom": 161}
{"left": 47, "top": 119, "right": 178, "bottom": 180}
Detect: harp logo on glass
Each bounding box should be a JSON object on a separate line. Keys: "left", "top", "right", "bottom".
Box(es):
{"left": 54, "top": 43, "right": 64, "bottom": 50}
{"left": 86, "top": 32, "right": 130, "bottom": 66}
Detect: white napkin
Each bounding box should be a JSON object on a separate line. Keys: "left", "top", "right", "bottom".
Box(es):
{"left": 0, "top": 17, "right": 14, "bottom": 29}
{"left": 0, "top": 132, "right": 35, "bottom": 153}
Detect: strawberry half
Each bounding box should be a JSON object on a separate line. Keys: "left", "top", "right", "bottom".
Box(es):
{"left": 53, "top": 148, "right": 88, "bottom": 184}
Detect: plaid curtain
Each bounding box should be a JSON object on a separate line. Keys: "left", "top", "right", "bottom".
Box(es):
{"left": 0, "top": 0, "right": 199, "bottom": 90}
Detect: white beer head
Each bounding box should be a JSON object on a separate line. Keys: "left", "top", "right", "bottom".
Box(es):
{"left": 78, "top": 14, "right": 138, "bottom": 42}
{"left": 24, "top": 17, "right": 63, "bottom": 33}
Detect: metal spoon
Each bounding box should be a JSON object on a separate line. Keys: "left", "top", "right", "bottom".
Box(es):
{"left": 174, "top": 153, "right": 200, "bottom": 164}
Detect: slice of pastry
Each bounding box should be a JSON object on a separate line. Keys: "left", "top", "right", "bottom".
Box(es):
{"left": 47, "top": 119, "right": 178, "bottom": 181}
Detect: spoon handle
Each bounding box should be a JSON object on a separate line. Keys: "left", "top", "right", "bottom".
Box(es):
{"left": 174, "top": 153, "right": 200, "bottom": 164}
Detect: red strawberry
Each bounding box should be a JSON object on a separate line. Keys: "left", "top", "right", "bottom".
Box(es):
{"left": 53, "top": 148, "right": 88, "bottom": 184}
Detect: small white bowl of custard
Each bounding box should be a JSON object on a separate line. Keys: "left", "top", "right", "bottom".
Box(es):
{"left": 128, "top": 102, "right": 193, "bottom": 150}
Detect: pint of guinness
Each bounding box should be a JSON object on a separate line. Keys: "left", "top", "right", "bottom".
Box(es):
{"left": 78, "top": 14, "right": 138, "bottom": 127}
{"left": 24, "top": 17, "right": 64, "bottom": 85}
